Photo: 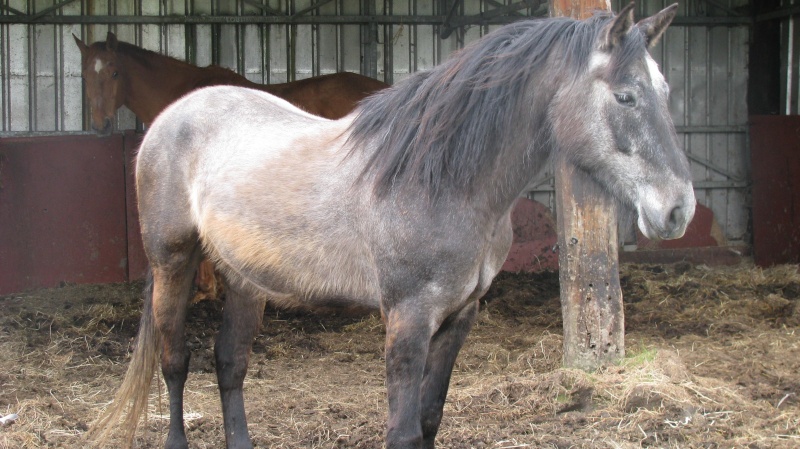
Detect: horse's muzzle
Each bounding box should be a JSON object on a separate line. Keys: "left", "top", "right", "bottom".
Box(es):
{"left": 637, "top": 186, "right": 696, "bottom": 241}
{"left": 92, "top": 117, "right": 113, "bottom": 137}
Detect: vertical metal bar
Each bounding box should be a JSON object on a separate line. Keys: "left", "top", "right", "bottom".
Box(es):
{"left": 28, "top": 16, "right": 34, "bottom": 131}
{"left": 266, "top": 0, "right": 272, "bottom": 84}
{"left": 787, "top": 10, "right": 794, "bottom": 114}
{"left": 432, "top": 0, "right": 439, "bottom": 65}
{"left": 705, "top": 23, "right": 711, "bottom": 187}
{"left": 237, "top": 0, "right": 244, "bottom": 76}
{"left": 186, "top": 22, "right": 196, "bottom": 64}
{"left": 361, "top": 0, "right": 377, "bottom": 77}
{"left": 313, "top": 2, "right": 319, "bottom": 76}
{"left": 158, "top": 0, "right": 165, "bottom": 54}
{"left": 411, "top": 0, "right": 416, "bottom": 74}
{"left": 55, "top": 16, "right": 62, "bottom": 131}
{"left": 288, "top": 0, "right": 295, "bottom": 80}
{"left": 336, "top": 0, "right": 342, "bottom": 73}
{"left": 383, "top": 0, "right": 393, "bottom": 84}
{"left": 211, "top": 0, "right": 219, "bottom": 66}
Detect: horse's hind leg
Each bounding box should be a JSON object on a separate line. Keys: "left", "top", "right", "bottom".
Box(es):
{"left": 148, "top": 241, "right": 203, "bottom": 449}
{"left": 420, "top": 301, "right": 479, "bottom": 449}
{"left": 214, "top": 286, "right": 267, "bottom": 449}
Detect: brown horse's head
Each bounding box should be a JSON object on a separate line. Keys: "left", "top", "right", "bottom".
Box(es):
{"left": 74, "top": 32, "right": 126, "bottom": 136}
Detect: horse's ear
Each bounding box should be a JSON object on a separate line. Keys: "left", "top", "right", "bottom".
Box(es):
{"left": 637, "top": 3, "right": 678, "bottom": 48}
{"left": 601, "top": 2, "right": 635, "bottom": 51}
{"left": 73, "top": 33, "right": 88, "bottom": 56}
{"left": 106, "top": 31, "right": 118, "bottom": 51}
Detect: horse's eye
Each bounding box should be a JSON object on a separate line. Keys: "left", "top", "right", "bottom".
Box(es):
{"left": 112, "top": 71, "right": 118, "bottom": 79}
{"left": 614, "top": 92, "right": 636, "bottom": 106}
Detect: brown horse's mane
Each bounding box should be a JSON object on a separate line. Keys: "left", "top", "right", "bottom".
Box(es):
{"left": 99, "top": 39, "right": 248, "bottom": 82}
{"left": 348, "top": 11, "right": 647, "bottom": 199}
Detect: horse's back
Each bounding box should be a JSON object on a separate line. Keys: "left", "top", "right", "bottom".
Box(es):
{"left": 138, "top": 84, "right": 353, "bottom": 206}
{"left": 136, "top": 85, "right": 377, "bottom": 309}
{"left": 141, "top": 85, "right": 335, "bottom": 161}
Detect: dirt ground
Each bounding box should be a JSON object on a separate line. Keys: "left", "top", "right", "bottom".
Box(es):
{"left": 1, "top": 261, "right": 799, "bottom": 448}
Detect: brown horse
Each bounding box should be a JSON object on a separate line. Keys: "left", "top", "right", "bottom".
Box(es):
{"left": 89, "top": 5, "right": 692, "bottom": 449}
{"left": 74, "top": 32, "right": 388, "bottom": 133}
{"left": 74, "top": 32, "right": 389, "bottom": 301}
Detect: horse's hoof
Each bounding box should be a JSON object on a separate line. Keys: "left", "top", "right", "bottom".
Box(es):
{"left": 165, "top": 430, "right": 189, "bottom": 449}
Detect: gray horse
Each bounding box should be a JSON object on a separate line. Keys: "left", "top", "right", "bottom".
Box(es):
{"left": 90, "top": 3, "right": 693, "bottom": 449}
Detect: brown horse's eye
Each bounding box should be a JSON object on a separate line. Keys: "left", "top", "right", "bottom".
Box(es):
{"left": 112, "top": 71, "right": 118, "bottom": 79}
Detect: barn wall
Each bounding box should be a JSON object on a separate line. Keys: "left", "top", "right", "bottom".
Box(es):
{"left": 1, "top": 0, "right": 751, "bottom": 246}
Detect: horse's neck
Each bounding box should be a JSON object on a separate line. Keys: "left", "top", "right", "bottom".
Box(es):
{"left": 122, "top": 53, "right": 224, "bottom": 125}
{"left": 479, "top": 95, "right": 557, "bottom": 214}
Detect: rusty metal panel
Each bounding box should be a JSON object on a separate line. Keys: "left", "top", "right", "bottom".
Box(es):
{"left": 0, "top": 134, "right": 128, "bottom": 294}
{"left": 750, "top": 115, "right": 800, "bottom": 267}
{"left": 123, "top": 131, "right": 148, "bottom": 281}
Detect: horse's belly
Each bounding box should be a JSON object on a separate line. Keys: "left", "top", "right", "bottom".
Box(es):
{"left": 199, "top": 210, "right": 380, "bottom": 312}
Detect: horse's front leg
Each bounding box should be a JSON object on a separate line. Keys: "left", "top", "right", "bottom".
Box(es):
{"left": 214, "top": 288, "right": 267, "bottom": 449}
{"left": 384, "top": 305, "right": 434, "bottom": 449}
{"left": 420, "top": 301, "right": 479, "bottom": 448}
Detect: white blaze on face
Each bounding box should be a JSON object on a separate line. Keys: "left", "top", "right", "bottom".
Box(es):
{"left": 94, "top": 58, "right": 104, "bottom": 74}
{"left": 588, "top": 52, "right": 610, "bottom": 72}
{"left": 645, "top": 54, "right": 669, "bottom": 96}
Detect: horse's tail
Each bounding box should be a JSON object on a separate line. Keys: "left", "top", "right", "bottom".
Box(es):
{"left": 87, "top": 269, "right": 160, "bottom": 447}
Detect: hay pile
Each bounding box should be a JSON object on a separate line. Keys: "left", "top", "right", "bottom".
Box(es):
{"left": 0, "top": 262, "right": 798, "bottom": 448}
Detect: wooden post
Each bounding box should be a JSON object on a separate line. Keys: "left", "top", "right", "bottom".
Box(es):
{"left": 550, "top": 0, "right": 624, "bottom": 371}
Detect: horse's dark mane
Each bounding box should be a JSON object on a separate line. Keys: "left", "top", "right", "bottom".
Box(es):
{"left": 348, "top": 11, "right": 647, "bottom": 199}
{"left": 94, "top": 40, "right": 238, "bottom": 76}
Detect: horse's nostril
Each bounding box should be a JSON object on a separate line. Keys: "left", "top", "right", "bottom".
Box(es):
{"left": 664, "top": 203, "right": 690, "bottom": 238}
{"left": 668, "top": 206, "right": 680, "bottom": 228}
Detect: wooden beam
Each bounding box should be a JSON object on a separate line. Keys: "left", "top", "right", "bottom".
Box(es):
{"left": 550, "top": 0, "right": 611, "bottom": 20}
{"left": 551, "top": 0, "right": 624, "bottom": 371}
